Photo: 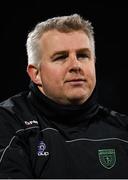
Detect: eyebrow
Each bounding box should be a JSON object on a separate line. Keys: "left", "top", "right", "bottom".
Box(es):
{"left": 50, "top": 48, "right": 91, "bottom": 59}
{"left": 76, "top": 48, "right": 91, "bottom": 54}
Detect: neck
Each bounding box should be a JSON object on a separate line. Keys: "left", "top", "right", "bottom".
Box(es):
{"left": 29, "top": 82, "right": 99, "bottom": 126}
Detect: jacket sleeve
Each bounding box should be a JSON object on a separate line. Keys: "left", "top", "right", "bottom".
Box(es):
{"left": 0, "top": 108, "right": 34, "bottom": 178}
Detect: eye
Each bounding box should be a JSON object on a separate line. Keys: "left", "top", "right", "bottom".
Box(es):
{"left": 77, "top": 53, "right": 89, "bottom": 60}
{"left": 53, "top": 54, "right": 68, "bottom": 61}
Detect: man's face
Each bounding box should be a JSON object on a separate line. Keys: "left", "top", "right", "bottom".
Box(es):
{"left": 37, "top": 30, "right": 96, "bottom": 104}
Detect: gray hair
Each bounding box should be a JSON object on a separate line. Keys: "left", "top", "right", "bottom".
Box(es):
{"left": 26, "top": 13, "right": 95, "bottom": 66}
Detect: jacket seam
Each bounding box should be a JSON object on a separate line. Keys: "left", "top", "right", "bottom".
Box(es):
{"left": 0, "top": 126, "right": 39, "bottom": 164}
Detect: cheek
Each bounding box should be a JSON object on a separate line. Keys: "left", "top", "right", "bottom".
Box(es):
{"left": 85, "top": 65, "right": 96, "bottom": 83}
{"left": 85, "top": 63, "right": 95, "bottom": 75}
{"left": 91, "top": 67, "right": 96, "bottom": 79}
{"left": 41, "top": 65, "right": 64, "bottom": 84}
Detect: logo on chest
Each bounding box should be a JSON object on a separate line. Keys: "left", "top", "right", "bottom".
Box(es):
{"left": 37, "top": 141, "right": 49, "bottom": 156}
{"left": 98, "top": 148, "right": 116, "bottom": 169}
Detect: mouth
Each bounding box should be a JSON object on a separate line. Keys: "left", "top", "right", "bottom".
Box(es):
{"left": 65, "top": 79, "right": 86, "bottom": 85}
{"left": 65, "top": 79, "right": 86, "bottom": 82}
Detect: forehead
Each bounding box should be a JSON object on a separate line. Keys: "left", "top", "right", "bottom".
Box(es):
{"left": 39, "top": 30, "right": 91, "bottom": 52}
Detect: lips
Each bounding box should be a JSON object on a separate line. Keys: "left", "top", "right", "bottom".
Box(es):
{"left": 65, "top": 79, "right": 86, "bottom": 83}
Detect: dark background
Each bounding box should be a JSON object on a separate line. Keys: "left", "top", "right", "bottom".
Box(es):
{"left": 1, "top": 2, "right": 128, "bottom": 114}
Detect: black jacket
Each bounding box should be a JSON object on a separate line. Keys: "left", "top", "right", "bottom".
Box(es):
{"left": 0, "top": 82, "right": 128, "bottom": 179}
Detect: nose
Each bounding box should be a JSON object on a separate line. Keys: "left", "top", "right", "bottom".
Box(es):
{"left": 68, "top": 55, "right": 81, "bottom": 73}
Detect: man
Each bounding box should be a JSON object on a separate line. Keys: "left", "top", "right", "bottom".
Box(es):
{"left": 0, "top": 14, "right": 128, "bottom": 178}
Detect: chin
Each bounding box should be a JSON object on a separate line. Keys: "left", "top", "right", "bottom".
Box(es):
{"left": 67, "top": 95, "right": 88, "bottom": 105}
{"left": 65, "top": 89, "right": 91, "bottom": 104}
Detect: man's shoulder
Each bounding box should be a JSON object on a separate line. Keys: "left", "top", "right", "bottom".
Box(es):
{"left": 99, "top": 105, "right": 128, "bottom": 129}
{"left": 0, "top": 90, "right": 39, "bottom": 132}
{"left": 0, "top": 91, "right": 29, "bottom": 112}
{"left": 0, "top": 91, "right": 34, "bottom": 124}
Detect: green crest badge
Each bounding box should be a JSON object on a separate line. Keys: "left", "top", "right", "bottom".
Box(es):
{"left": 98, "top": 149, "right": 116, "bottom": 169}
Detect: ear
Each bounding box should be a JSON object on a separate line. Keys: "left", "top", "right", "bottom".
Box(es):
{"left": 27, "top": 64, "right": 42, "bottom": 85}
